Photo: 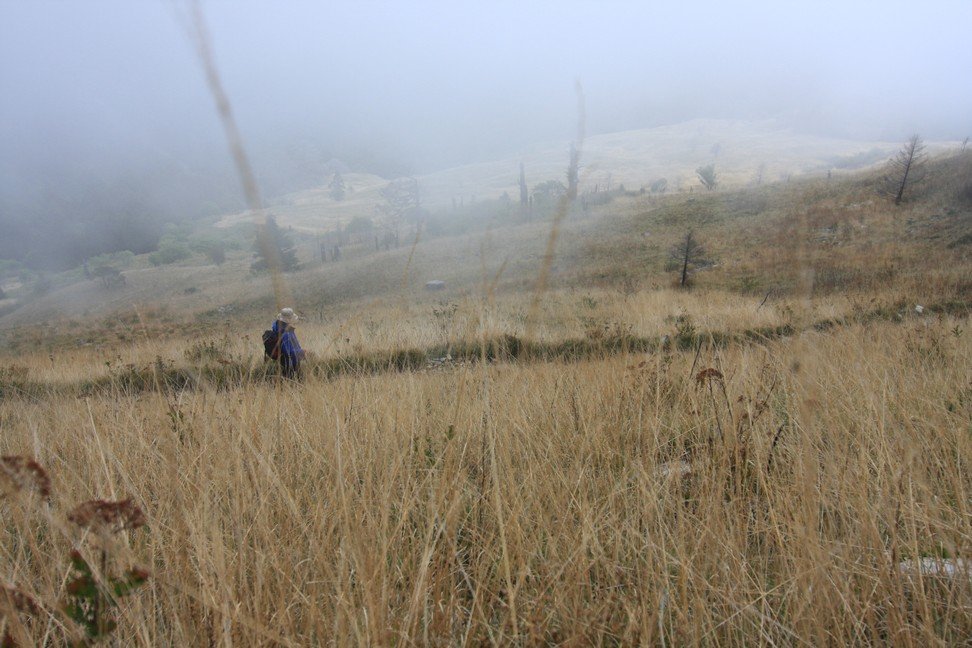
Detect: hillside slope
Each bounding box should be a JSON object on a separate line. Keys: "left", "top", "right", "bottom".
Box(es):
{"left": 214, "top": 120, "right": 960, "bottom": 235}
{"left": 1, "top": 147, "right": 969, "bottom": 355}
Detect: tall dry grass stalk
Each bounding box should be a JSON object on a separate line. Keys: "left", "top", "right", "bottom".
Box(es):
{"left": 175, "top": 0, "right": 292, "bottom": 311}
{"left": 526, "top": 80, "right": 586, "bottom": 339}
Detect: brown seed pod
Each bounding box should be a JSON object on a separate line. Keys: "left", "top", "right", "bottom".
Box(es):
{"left": 695, "top": 367, "right": 724, "bottom": 385}
{"left": 0, "top": 456, "right": 51, "bottom": 500}
{"left": 67, "top": 498, "right": 146, "bottom": 533}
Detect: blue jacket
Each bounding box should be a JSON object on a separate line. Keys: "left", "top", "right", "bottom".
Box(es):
{"left": 271, "top": 320, "right": 303, "bottom": 370}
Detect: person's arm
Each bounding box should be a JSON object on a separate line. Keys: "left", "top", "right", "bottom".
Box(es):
{"left": 281, "top": 330, "right": 304, "bottom": 363}
{"left": 279, "top": 330, "right": 294, "bottom": 363}
{"left": 291, "top": 332, "right": 305, "bottom": 360}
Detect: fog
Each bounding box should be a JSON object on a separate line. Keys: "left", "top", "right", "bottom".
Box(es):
{"left": 1, "top": 0, "right": 970, "bottom": 267}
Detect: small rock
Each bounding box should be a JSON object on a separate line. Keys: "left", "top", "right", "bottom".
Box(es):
{"left": 653, "top": 461, "right": 695, "bottom": 480}
{"left": 898, "top": 557, "right": 969, "bottom": 581}
{"left": 424, "top": 354, "right": 454, "bottom": 371}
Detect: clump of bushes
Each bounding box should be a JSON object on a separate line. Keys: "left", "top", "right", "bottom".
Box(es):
{"left": 87, "top": 251, "right": 135, "bottom": 269}
{"left": 148, "top": 240, "right": 191, "bottom": 266}
{"left": 190, "top": 239, "right": 226, "bottom": 265}
{"left": 184, "top": 337, "right": 233, "bottom": 363}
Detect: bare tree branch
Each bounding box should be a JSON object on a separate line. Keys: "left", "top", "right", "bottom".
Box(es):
{"left": 882, "top": 134, "right": 926, "bottom": 206}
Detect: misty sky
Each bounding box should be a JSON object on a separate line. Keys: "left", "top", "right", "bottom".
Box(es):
{"left": 1, "top": 0, "right": 970, "bottom": 244}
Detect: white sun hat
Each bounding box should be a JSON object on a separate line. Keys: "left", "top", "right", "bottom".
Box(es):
{"left": 277, "top": 307, "right": 299, "bottom": 324}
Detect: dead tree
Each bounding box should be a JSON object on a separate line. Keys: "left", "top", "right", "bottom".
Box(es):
{"left": 377, "top": 177, "right": 420, "bottom": 240}
{"left": 882, "top": 134, "right": 926, "bottom": 205}
{"left": 754, "top": 163, "right": 766, "bottom": 186}
{"left": 696, "top": 164, "right": 717, "bottom": 191}
{"left": 519, "top": 162, "right": 528, "bottom": 206}
{"left": 670, "top": 231, "right": 706, "bottom": 288}
{"left": 567, "top": 143, "right": 580, "bottom": 200}
{"left": 328, "top": 172, "right": 346, "bottom": 201}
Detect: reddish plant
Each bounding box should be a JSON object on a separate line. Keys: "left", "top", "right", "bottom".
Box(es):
{"left": 67, "top": 498, "right": 146, "bottom": 534}
{"left": 0, "top": 456, "right": 51, "bottom": 500}
{"left": 695, "top": 367, "right": 724, "bottom": 385}
{"left": 1, "top": 584, "right": 40, "bottom": 648}
{"left": 1, "top": 583, "right": 39, "bottom": 616}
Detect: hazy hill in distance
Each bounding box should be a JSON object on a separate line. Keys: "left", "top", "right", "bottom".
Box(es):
{"left": 3, "top": 125, "right": 967, "bottom": 333}
{"left": 220, "top": 119, "right": 956, "bottom": 233}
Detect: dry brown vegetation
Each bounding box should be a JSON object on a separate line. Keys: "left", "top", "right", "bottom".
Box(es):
{"left": 1, "top": 152, "right": 971, "bottom": 645}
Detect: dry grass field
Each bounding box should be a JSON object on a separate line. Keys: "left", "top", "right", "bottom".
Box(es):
{"left": 1, "top": 149, "right": 970, "bottom": 645}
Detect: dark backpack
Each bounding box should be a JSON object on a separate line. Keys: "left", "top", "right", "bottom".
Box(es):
{"left": 262, "top": 329, "right": 280, "bottom": 360}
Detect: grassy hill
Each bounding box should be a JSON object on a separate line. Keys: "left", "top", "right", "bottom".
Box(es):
{"left": 1, "top": 142, "right": 968, "bottom": 362}
{"left": 1, "top": 130, "right": 970, "bottom": 645}
{"left": 213, "top": 119, "right": 961, "bottom": 235}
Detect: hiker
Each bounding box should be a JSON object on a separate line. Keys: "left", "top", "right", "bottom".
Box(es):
{"left": 265, "top": 307, "right": 305, "bottom": 379}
